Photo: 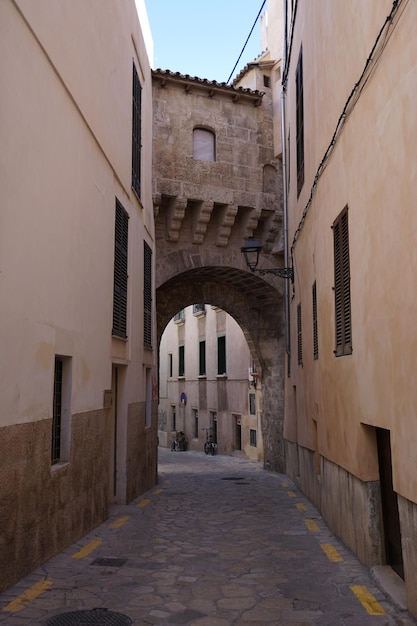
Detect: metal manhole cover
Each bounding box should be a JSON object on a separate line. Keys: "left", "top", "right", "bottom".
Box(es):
{"left": 45, "top": 607, "right": 132, "bottom": 625}
{"left": 91, "top": 557, "right": 127, "bottom": 567}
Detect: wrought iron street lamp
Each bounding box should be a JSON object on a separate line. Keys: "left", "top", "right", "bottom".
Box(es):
{"left": 241, "top": 237, "right": 294, "bottom": 281}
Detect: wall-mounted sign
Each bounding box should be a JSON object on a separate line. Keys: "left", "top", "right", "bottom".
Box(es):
{"left": 180, "top": 392, "right": 187, "bottom": 405}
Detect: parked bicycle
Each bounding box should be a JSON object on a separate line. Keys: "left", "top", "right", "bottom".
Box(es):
{"left": 202, "top": 427, "right": 217, "bottom": 455}
{"left": 171, "top": 431, "right": 188, "bottom": 452}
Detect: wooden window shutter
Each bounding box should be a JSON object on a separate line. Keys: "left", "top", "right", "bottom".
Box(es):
{"left": 297, "top": 302, "right": 303, "bottom": 365}
{"left": 312, "top": 281, "right": 318, "bottom": 360}
{"left": 296, "top": 47, "right": 304, "bottom": 197}
{"left": 143, "top": 241, "right": 152, "bottom": 348}
{"left": 132, "top": 62, "right": 142, "bottom": 199}
{"left": 113, "top": 199, "right": 129, "bottom": 338}
{"left": 333, "top": 206, "right": 352, "bottom": 356}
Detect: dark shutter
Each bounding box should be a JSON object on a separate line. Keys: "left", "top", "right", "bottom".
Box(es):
{"left": 217, "top": 335, "right": 226, "bottom": 375}
{"left": 297, "top": 303, "right": 303, "bottom": 365}
{"left": 296, "top": 48, "right": 304, "bottom": 196}
{"left": 333, "top": 206, "right": 352, "bottom": 356}
{"left": 312, "top": 281, "right": 318, "bottom": 360}
{"left": 178, "top": 345, "right": 185, "bottom": 376}
{"left": 132, "top": 62, "right": 142, "bottom": 199}
{"left": 113, "top": 199, "right": 128, "bottom": 338}
{"left": 144, "top": 241, "right": 152, "bottom": 348}
{"left": 199, "top": 340, "right": 206, "bottom": 376}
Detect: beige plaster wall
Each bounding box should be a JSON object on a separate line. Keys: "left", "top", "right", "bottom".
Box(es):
{"left": 0, "top": 0, "right": 157, "bottom": 590}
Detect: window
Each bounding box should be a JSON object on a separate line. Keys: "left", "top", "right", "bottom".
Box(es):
{"left": 51, "top": 356, "right": 71, "bottom": 465}
{"left": 172, "top": 405, "right": 176, "bottom": 431}
{"left": 193, "top": 303, "right": 206, "bottom": 314}
{"left": 312, "top": 281, "right": 318, "bottom": 360}
{"left": 132, "top": 62, "right": 142, "bottom": 198}
{"left": 263, "top": 74, "right": 271, "bottom": 88}
{"left": 145, "top": 367, "right": 152, "bottom": 428}
{"left": 234, "top": 415, "right": 242, "bottom": 451}
{"left": 144, "top": 241, "right": 152, "bottom": 348}
{"left": 333, "top": 206, "right": 352, "bottom": 356}
{"left": 113, "top": 199, "right": 129, "bottom": 338}
{"left": 250, "top": 429, "right": 257, "bottom": 447}
{"left": 174, "top": 309, "right": 185, "bottom": 323}
{"left": 295, "top": 47, "right": 304, "bottom": 196}
{"left": 168, "top": 353, "right": 173, "bottom": 378}
{"left": 178, "top": 345, "right": 185, "bottom": 377}
{"left": 297, "top": 303, "right": 303, "bottom": 365}
{"left": 193, "top": 409, "right": 199, "bottom": 438}
{"left": 249, "top": 393, "right": 256, "bottom": 415}
{"left": 193, "top": 128, "right": 215, "bottom": 161}
{"left": 199, "top": 340, "right": 206, "bottom": 376}
{"left": 217, "top": 335, "right": 226, "bottom": 375}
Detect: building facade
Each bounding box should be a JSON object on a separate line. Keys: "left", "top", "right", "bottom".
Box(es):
{"left": 0, "top": 0, "right": 157, "bottom": 591}
{"left": 274, "top": 0, "right": 417, "bottom": 617}
{"left": 158, "top": 305, "right": 263, "bottom": 461}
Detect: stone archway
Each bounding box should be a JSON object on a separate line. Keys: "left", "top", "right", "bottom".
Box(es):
{"left": 156, "top": 246, "right": 286, "bottom": 472}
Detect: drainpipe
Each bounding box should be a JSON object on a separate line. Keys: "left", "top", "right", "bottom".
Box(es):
{"left": 281, "top": 0, "right": 291, "bottom": 358}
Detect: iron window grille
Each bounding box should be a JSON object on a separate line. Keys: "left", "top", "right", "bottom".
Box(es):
{"left": 51, "top": 357, "right": 63, "bottom": 464}
{"left": 250, "top": 429, "right": 257, "bottom": 447}
{"left": 193, "top": 303, "right": 206, "bottom": 314}
{"left": 333, "top": 206, "right": 352, "bottom": 356}
{"left": 144, "top": 241, "right": 152, "bottom": 348}
{"left": 112, "top": 199, "right": 129, "bottom": 338}
{"left": 132, "top": 62, "right": 142, "bottom": 199}
{"left": 174, "top": 309, "right": 185, "bottom": 322}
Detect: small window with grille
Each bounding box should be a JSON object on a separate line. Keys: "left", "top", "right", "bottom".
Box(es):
{"left": 51, "top": 356, "right": 71, "bottom": 466}
{"left": 178, "top": 345, "right": 185, "bottom": 377}
{"left": 250, "top": 429, "right": 257, "bottom": 447}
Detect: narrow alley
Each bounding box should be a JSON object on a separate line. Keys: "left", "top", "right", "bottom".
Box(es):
{"left": 0, "top": 449, "right": 415, "bottom": 625}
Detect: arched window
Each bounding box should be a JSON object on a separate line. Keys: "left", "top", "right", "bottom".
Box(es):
{"left": 193, "top": 128, "right": 215, "bottom": 161}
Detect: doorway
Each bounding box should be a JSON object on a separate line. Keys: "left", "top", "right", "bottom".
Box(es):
{"left": 110, "top": 365, "right": 127, "bottom": 503}
{"left": 376, "top": 428, "right": 404, "bottom": 579}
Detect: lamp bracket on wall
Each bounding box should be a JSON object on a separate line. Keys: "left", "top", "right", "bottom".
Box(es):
{"left": 241, "top": 237, "right": 294, "bottom": 281}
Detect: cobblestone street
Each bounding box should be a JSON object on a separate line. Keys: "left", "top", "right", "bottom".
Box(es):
{"left": 1, "top": 448, "right": 415, "bottom": 625}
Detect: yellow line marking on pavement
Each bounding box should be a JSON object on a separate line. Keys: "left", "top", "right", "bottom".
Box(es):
{"left": 2, "top": 579, "right": 53, "bottom": 612}
{"left": 281, "top": 481, "right": 288, "bottom": 487}
{"left": 137, "top": 498, "right": 151, "bottom": 508}
{"left": 72, "top": 538, "right": 102, "bottom": 559}
{"left": 153, "top": 488, "right": 163, "bottom": 495}
{"left": 321, "top": 543, "right": 343, "bottom": 562}
{"left": 163, "top": 479, "right": 170, "bottom": 484}
{"left": 350, "top": 585, "right": 385, "bottom": 615}
{"left": 287, "top": 490, "right": 297, "bottom": 497}
{"left": 304, "top": 519, "right": 320, "bottom": 531}
{"left": 110, "top": 516, "right": 130, "bottom": 529}
{"left": 296, "top": 503, "right": 306, "bottom": 511}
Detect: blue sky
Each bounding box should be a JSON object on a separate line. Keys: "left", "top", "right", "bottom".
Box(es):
{"left": 144, "top": 0, "right": 265, "bottom": 84}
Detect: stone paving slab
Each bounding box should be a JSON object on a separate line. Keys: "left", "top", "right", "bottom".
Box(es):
{"left": 0, "top": 449, "right": 416, "bottom": 625}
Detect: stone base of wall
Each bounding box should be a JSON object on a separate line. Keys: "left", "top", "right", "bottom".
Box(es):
{"left": 285, "top": 440, "right": 383, "bottom": 567}
{"left": 126, "top": 400, "right": 158, "bottom": 502}
{"left": 0, "top": 409, "right": 111, "bottom": 592}
{"left": 398, "top": 495, "right": 417, "bottom": 618}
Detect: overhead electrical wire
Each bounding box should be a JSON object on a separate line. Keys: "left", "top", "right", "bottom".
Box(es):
{"left": 226, "top": 0, "right": 266, "bottom": 85}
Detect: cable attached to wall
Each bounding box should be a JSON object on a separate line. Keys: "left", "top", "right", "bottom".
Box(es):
{"left": 290, "top": 0, "right": 408, "bottom": 262}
